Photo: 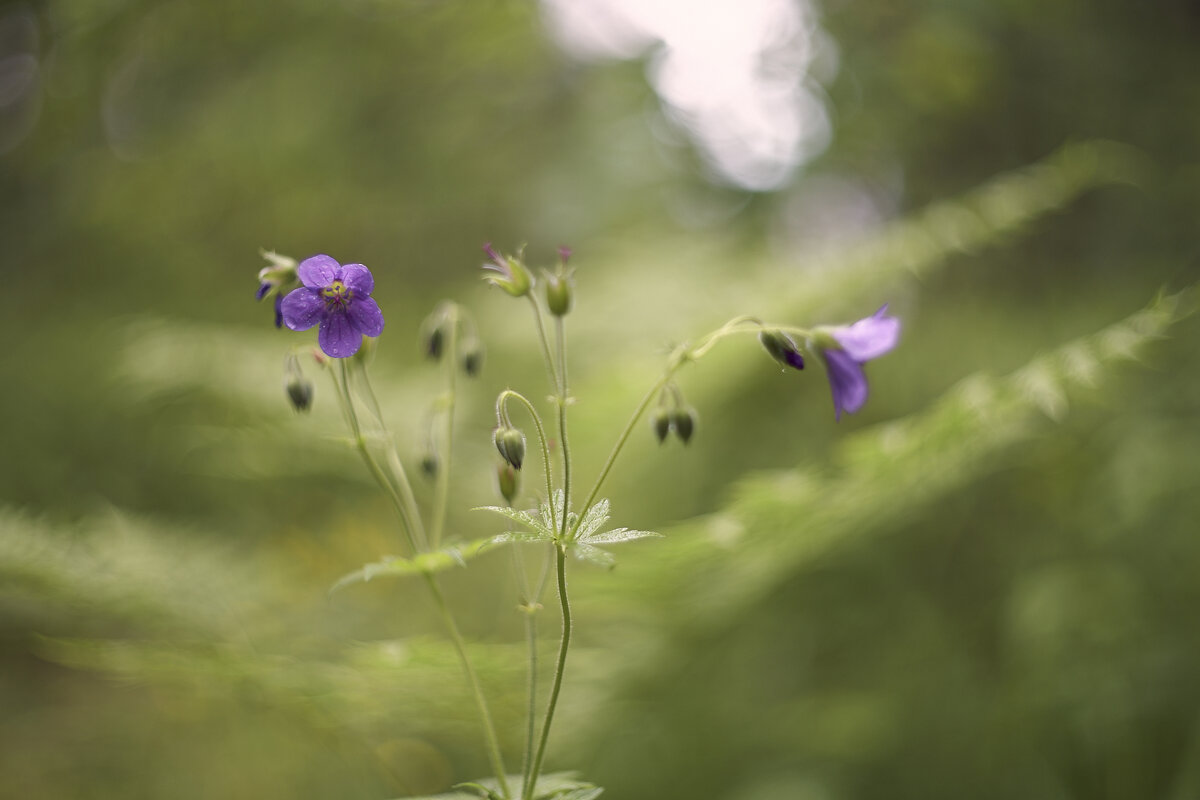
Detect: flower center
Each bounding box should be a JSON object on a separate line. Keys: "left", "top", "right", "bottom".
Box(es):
{"left": 321, "top": 280, "right": 353, "bottom": 311}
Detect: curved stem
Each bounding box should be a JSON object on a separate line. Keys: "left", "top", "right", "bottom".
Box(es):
{"left": 499, "top": 390, "right": 555, "bottom": 507}
{"left": 424, "top": 573, "right": 510, "bottom": 799}
{"left": 524, "top": 545, "right": 571, "bottom": 800}
{"left": 431, "top": 306, "right": 460, "bottom": 550}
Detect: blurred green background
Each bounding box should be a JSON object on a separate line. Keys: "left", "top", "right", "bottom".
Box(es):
{"left": 3, "top": 0, "right": 1200, "bottom": 798}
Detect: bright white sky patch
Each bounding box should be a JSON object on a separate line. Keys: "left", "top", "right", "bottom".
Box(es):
{"left": 540, "top": 0, "right": 835, "bottom": 191}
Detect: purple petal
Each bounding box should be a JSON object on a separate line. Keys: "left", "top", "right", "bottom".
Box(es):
{"left": 297, "top": 254, "right": 340, "bottom": 289}
{"left": 280, "top": 288, "right": 324, "bottom": 331}
{"left": 319, "top": 313, "right": 362, "bottom": 358}
{"left": 785, "top": 350, "right": 805, "bottom": 370}
{"left": 347, "top": 295, "right": 384, "bottom": 337}
{"left": 273, "top": 295, "right": 284, "bottom": 328}
{"left": 340, "top": 263, "right": 374, "bottom": 296}
{"left": 822, "top": 348, "right": 868, "bottom": 421}
{"left": 832, "top": 306, "right": 900, "bottom": 362}
{"left": 255, "top": 282, "right": 270, "bottom": 301}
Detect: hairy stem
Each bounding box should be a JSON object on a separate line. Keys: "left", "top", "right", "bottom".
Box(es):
{"left": 554, "top": 317, "right": 571, "bottom": 540}
{"left": 524, "top": 545, "right": 571, "bottom": 800}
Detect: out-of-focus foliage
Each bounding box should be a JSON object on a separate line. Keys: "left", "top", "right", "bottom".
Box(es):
{"left": 3, "top": 0, "right": 1200, "bottom": 798}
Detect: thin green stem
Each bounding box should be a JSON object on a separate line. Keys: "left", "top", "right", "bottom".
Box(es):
{"left": 524, "top": 545, "right": 570, "bottom": 800}
{"left": 424, "top": 573, "right": 510, "bottom": 799}
{"left": 508, "top": 542, "right": 537, "bottom": 796}
{"left": 573, "top": 316, "right": 789, "bottom": 532}
{"left": 526, "top": 294, "right": 560, "bottom": 394}
{"left": 554, "top": 317, "right": 571, "bottom": 540}
{"left": 430, "top": 307, "right": 460, "bottom": 550}
{"left": 336, "top": 361, "right": 421, "bottom": 554}
{"left": 572, "top": 371, "right": 672, "bottom": 532}
{"left": 349, "top": 360, "right": 429, "bottom": 552}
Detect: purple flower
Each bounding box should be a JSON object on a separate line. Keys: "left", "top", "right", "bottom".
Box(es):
{"left": 819, "top": 306, "right": 900, "bottom": 420}
{"left": 279, "top": 254, "right": 384, "bottom": 358}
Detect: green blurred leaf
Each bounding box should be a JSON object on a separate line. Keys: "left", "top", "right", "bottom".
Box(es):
{"left": 329, "top": 538, "right": 492, "bottom": 594}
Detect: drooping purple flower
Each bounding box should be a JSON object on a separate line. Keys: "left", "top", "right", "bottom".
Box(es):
{"left": 279, "top": 254, "right": 385, "bottom": 358}
{"left": 819, "top": 305, "right": 900, "bottom": 420}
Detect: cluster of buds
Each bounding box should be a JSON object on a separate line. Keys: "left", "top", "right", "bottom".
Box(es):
{"left": 421, "top": 301, "right": 484, "bottom": 378}
{"left": 651, "top": 383, "right": 697, "bottom": 445}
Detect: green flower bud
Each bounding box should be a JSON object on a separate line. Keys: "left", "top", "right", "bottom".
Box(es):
{"left": 651, "top": 407, "right": 673, "bottom": 444}
{"left": 497, "top": 462, "right": 519, "bottom": 504}
{"left": 545, "top": 272, "right": 573, "bottom": 317}
{"left": 286, "top": 375, "right": 313, "bottom": 412}
{"left": 493, "top": 426, "right": 527, "bottom": 470}
{"left": 672, "top": 407, "right": 696, "bottom": 444}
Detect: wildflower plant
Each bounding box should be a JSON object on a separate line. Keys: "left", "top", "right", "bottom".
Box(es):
{"left": 252, "top": 244, "right": 899, "bottom": 799}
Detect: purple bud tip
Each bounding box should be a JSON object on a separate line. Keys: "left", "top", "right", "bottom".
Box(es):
{"left": 256, "top": 282, "right": 271, "bottom": 301}
{"left": 558, "top": 246, "right": 573, "bottom": 263}
{"left": 482, "top": 242, "right": 502, "bottom": 263}
{"left": 785, "top": 351, "right": 805, "bottom": 370}
{"left": 273, "top": 295, "right": 284, "bottom": 328}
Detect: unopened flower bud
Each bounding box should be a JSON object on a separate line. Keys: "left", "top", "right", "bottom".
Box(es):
{"left": 672, "top": 407, "right": 696, "bottom": 444}
{"left": 494, "top": 426, "right": 526, "bottom": 470}
{"left": 420, "top": 453, "right": 438, "bottom": 479}
{"left": 651, "top": 407, "right": 673, "bottom": 444}
{"left": 545, "top": 272, "right": 573, "bottom": 317}
{"left": 497, "top": 462, "right": 519, "bottom": 504}
{"left": 481, "top": 243, "right": 533, "bottom": 298}
{"left": 461, "top": 341, "right": 484, "bottom": 377}
{"left": 286, "top": 375, "right": 313, "bottom": 412}
{"left": 424, "top": 326, "right": 445, "bottom": 360}
{"left": 759, "top": 329, "right": 805, "bottom": 371}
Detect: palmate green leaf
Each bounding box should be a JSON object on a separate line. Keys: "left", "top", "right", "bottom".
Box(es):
{"left": 573, "top": 498, "right": 610, "bottom": 540}
{"left": 568, "top": 499, "right": 662, "bottom": 568}
{"left": 584, "top": 528, "right": 662, "bottom": 546}
{"left": 474, "top": 504, "right": 553, "bottom": 540}
{"left": 329, "top": 538, "right": 492, "bottom": 594}
{"left": 395, "top": 771, "right": 601, "bottom": 800}
{"left": 540, "top": 490, "right": 572, "bottom": 536}
{"left": 570, "top": 543, "right": 616, "bottom": 569}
